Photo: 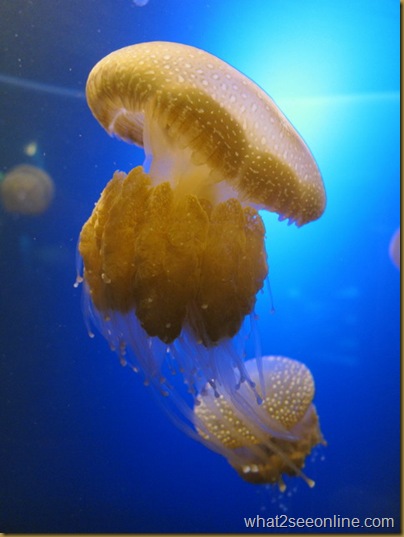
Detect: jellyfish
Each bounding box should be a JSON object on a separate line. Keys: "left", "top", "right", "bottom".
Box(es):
{"left": 194, "top": 356, "right": 325, "bottom": 491}
{"left": 23, "top": 141, "right": 38, "bottom": 157}
{"left": 0, "top": 164, "right": 54, "bottom": 215}
{"left": 389, "top": 228, "right": 400, "bottom": 270}
{"left": 77, "top": 41, "right": 326, "bottom": 485}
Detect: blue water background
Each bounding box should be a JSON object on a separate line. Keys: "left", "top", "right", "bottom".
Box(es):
{"left": 0, "top": 0, "right": 400, "bottom": 532}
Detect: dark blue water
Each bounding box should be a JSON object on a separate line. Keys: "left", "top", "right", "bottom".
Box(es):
{"left": 0, "top": 0, "right": 400, "bottom": 533}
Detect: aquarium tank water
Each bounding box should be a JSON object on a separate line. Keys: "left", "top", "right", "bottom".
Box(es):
{"left": 0, "top": 0, "right": 400, "bottom": 533}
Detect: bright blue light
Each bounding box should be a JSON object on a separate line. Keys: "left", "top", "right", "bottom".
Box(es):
{"left": 201, "top": 0, "right": 399, "bottom": 297}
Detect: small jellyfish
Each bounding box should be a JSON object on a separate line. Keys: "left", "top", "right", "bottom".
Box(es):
{"left": 77, "top": 42, "right": 326, "bottom": 474}
{"left": 23, "top": 141, "right": 38, "bottom": 157}
{"left": 194, "top": 356, "right": 325, "bottom": 490}
{"left": 389, "top": 228, "right": 400, "bottom": 270}
{"left": 132, "top": 0, "right": 149, "bottom": 5}
{"left": 0, "top": 164, "right": 54, "bottom": 215}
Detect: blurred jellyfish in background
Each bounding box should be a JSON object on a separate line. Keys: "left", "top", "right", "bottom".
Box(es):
{"left": 77, "top": 41, "right": 326, "bottom": 487}
{"left": 132, "top": 0, "right": 149, "bottom": 6}
{"left": 389, "top": 228, "right": 400, "bottom": 270}
{"left": 23, "top": 141, "right": 39, "bottom": 158}
{"left": 0, "top": 164, "right": 54, "bottom": 216}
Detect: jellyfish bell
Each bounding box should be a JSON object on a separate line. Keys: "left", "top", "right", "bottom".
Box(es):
{"left": 86, "top": 41, "right": 325, "bottom": 224}
{"left": 0, "top": 164, "right": 54, "bottom": 216}
{"left": 193, "top": 356, "right": 325, "bottom": 490}
{"left": 78, "top": 41, "right": 325, "bottom": 418}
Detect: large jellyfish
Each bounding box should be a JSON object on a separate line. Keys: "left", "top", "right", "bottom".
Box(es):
{"left": 0, "top": 164, "right": 54, "bottom": 215}
{"left": 77, "top": 42, "right": 326, "bottom": 486}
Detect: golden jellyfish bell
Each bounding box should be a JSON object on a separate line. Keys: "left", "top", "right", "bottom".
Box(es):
{"left": 0, "top": 164, "right": 54, "bottom": 216}
{"left": 194, "top": 356, "right": 325, "bottom": 490}
{"left": 86, "top": 41, "right": 325, "bottom": 224}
